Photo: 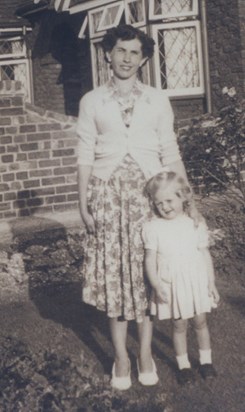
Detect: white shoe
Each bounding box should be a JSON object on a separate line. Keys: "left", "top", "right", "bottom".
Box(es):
{"left": 111, "top": 359, "right": 132, "bottom": 390}
{"left": 137, "top": 358, "right": 159, "bottom": 386}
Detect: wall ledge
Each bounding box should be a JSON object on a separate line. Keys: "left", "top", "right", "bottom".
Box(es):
{"left": 25, "top": 102, "right": 77, "bottom": 127}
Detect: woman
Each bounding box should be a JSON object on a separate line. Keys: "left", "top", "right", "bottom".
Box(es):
{"left": 77, "top": 24, "right": 195, "bottom": 390}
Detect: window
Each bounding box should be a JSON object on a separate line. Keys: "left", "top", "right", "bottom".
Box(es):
{"left": 149, "top": 0, "right": 204, "bottom": 97}
{"left": 83, "top": 0, "right": 146, "bottom": 36}
{"left": 0, "top": 35, "right": 32, "bottom": 102}
{"left": 152, "top": 21, "right": 204, "bottom": 96}
{"left": 149, "top": 0, "right": 198, "bottom": 20}
{"left": 88, "top": 0, "right": 203, "bottom": 96}
{"left": 90, "top": 38, "right": 112, "bottom": 87}
{"left": 125, "top": 0, "right": 146, "bottom": 27}
{"left": 88, "top": 1, "right": 124, "bottom": 38}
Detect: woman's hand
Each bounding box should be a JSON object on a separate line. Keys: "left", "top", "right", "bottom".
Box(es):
{"left": 81, "top": 211, "right": 96, "bottom": 234}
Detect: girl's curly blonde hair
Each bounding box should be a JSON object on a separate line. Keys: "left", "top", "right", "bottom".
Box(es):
{"left": 145, "top": 171, "right": 193, "bottom": 213}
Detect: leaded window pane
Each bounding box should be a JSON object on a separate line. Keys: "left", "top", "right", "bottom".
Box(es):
{"left": 0, "top": 61, "right": 31, "bottom": 100}
{"left": 91, "top": 41, "right": 111, "bottom": 86}
{"left": 89, "top": 9, "right": 104, "bottom": 35}
{"left": 152, "top": 21, "right": 204, "bottom": 95}
{"left": 0, "top": 38, "right": 26, "bottom": 59}
{"left": 149, "top": 0, "right": 198, "bottom": 19}
{"left": 125, "top": 0, "right": 146, "bottom": 26}
{"left": 158, "top": 26, "right": 199, "bottom": 89}
{"left": 89, "top": 2, "right": 124, "bottom": 37}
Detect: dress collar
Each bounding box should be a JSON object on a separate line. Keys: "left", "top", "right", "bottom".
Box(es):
{"left": 105, "top": 77, "right": 145, "bottom": 101}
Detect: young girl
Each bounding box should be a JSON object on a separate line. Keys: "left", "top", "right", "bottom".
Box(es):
{"left": 142, "top": 171, "right": 220, "bottom": 385}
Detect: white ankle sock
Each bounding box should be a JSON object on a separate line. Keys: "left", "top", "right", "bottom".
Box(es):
{"left": 199, "top": 349, "right": 212, "bottom": 365}
{"left": 176, "top": 353, "right": 191, "bottom": 370}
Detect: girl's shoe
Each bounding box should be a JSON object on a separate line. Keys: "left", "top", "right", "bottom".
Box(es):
{"left": 199, "top": 363, "right": 217, "bottom": 380}
{"left": 137, "top": 358, "right": 159, "bottom": 386}
{"left": 111, "top": 359, "right": 132, "bottom": 390}
{"left": 177, "top": 368, "right": 195, "bottom": 385}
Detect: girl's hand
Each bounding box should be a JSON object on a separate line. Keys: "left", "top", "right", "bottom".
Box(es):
{"left": 155, "top": 287, "right": 169, "bottom": 304}
{"left": 208, "top": 282, "right": 220, "bottom": 305}
{"left": 81, "top": 211, "right": 96, "bottom": 234}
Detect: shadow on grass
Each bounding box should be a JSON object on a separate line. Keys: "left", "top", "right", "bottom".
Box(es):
{"left": 9, "top": 216, "right": 113, "bottom": 374}
{"left": 8, "top": 214, "right": 177, "bottom": 377}
{"left": 29, "top": 282, "right": 113, "bottom": 374}
{"left": 226, "top": 295, "right": 245, "bottom": 316}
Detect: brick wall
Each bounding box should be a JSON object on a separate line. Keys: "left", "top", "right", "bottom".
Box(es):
{"left": 238, "top": 0, "right": 245, "bottom": 92}
{"left": 207, "top": 0, "right": 245, "bottom": 111}
{"left": 0, "top": 80, "right": 78, "bottom": 221}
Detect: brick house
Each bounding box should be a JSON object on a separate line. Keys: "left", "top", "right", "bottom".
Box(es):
{"left": 2, "top": 0, "right": 245, "bottom": 118}
{"left": 0, "top": 0, "right": 244, "bottom": 220}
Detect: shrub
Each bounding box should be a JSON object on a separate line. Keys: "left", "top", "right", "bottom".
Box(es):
{"left": 179, "top": 87, "right": 245, "bottom": 208}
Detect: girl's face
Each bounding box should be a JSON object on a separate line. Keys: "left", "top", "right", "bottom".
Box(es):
{"left": 106, "top": 38, "right": 147, "bottom": 80}
{"left": 153, "top": 187, "right": 184, "bottom": 220}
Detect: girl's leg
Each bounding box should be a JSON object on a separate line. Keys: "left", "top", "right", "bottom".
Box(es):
{"left": 193, "top": 313, "right": 217, "bottom": 379}
{"left": 173, "top": 318, "right": 194, "bottom": 385}
{"left": 109, "top": 317, "right": 129, "bottom": 377}
{"left": 193, "top": 313, "right": 214, "bottom": 365}
{"left": 137, "top": 314, "right": 153, "bottom": 372}
{"left": 193, "top": 313, "right": 210, "bottom": 351}
{"left": 173, "top": 318, "right": 189, "bottom": 363}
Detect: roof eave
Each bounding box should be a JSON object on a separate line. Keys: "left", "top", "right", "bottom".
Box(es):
{"left": 15, "top": 0, "right": 50, "bottom": 18}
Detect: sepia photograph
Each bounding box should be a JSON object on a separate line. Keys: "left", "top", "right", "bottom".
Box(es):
{"left": 0, "top": 1, "right": 244, "bottom": 411}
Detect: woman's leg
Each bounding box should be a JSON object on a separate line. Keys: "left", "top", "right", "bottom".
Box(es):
{"left": 109, "top": 317, "right": 129, "bottom": 377}
{"left": 137, "top": 314, "right": 154, "bottom": 372}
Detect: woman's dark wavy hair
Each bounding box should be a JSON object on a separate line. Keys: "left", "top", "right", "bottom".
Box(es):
{"left": 101, "top": 24, "right": 155, "bottom": 63}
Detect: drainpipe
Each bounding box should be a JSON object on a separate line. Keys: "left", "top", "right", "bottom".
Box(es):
{"left": 200, "top": 0, "right": 212, "bottom": 113}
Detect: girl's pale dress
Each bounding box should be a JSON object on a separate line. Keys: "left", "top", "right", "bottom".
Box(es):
{"left": 142, "top": 215, "right": 216, "bottom": 320}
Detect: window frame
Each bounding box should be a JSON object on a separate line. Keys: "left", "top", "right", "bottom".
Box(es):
{"left": 124, "top": 0, "right": 146, "bottom": 27}
{"left": 78, "top": 15, "right": 88, "bottom": 39}
{"left": 88, "top": 1, "right": 124, "bottom": 38}
{"left": 0, "top": 36, "right": 27, "bottom": 60}
{"left": 0, "top": 58, "right": 32, "bottom": 102}
{"left": 151, "top": 20, "right": 205, "bottom": 97}
{"left": 149, "top": 0, "right": 199, "bottom": 20}
{"left": 0, "top": 32, "right": 33, "bottom": 103}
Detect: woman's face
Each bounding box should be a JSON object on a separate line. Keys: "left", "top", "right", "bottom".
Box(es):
{"left": 106, "top": 38, "right": 147, "bottom": 80}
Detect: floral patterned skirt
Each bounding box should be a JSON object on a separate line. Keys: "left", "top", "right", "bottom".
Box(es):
{"left": 81, "top": 155, "right": 153, "bottom": 322}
